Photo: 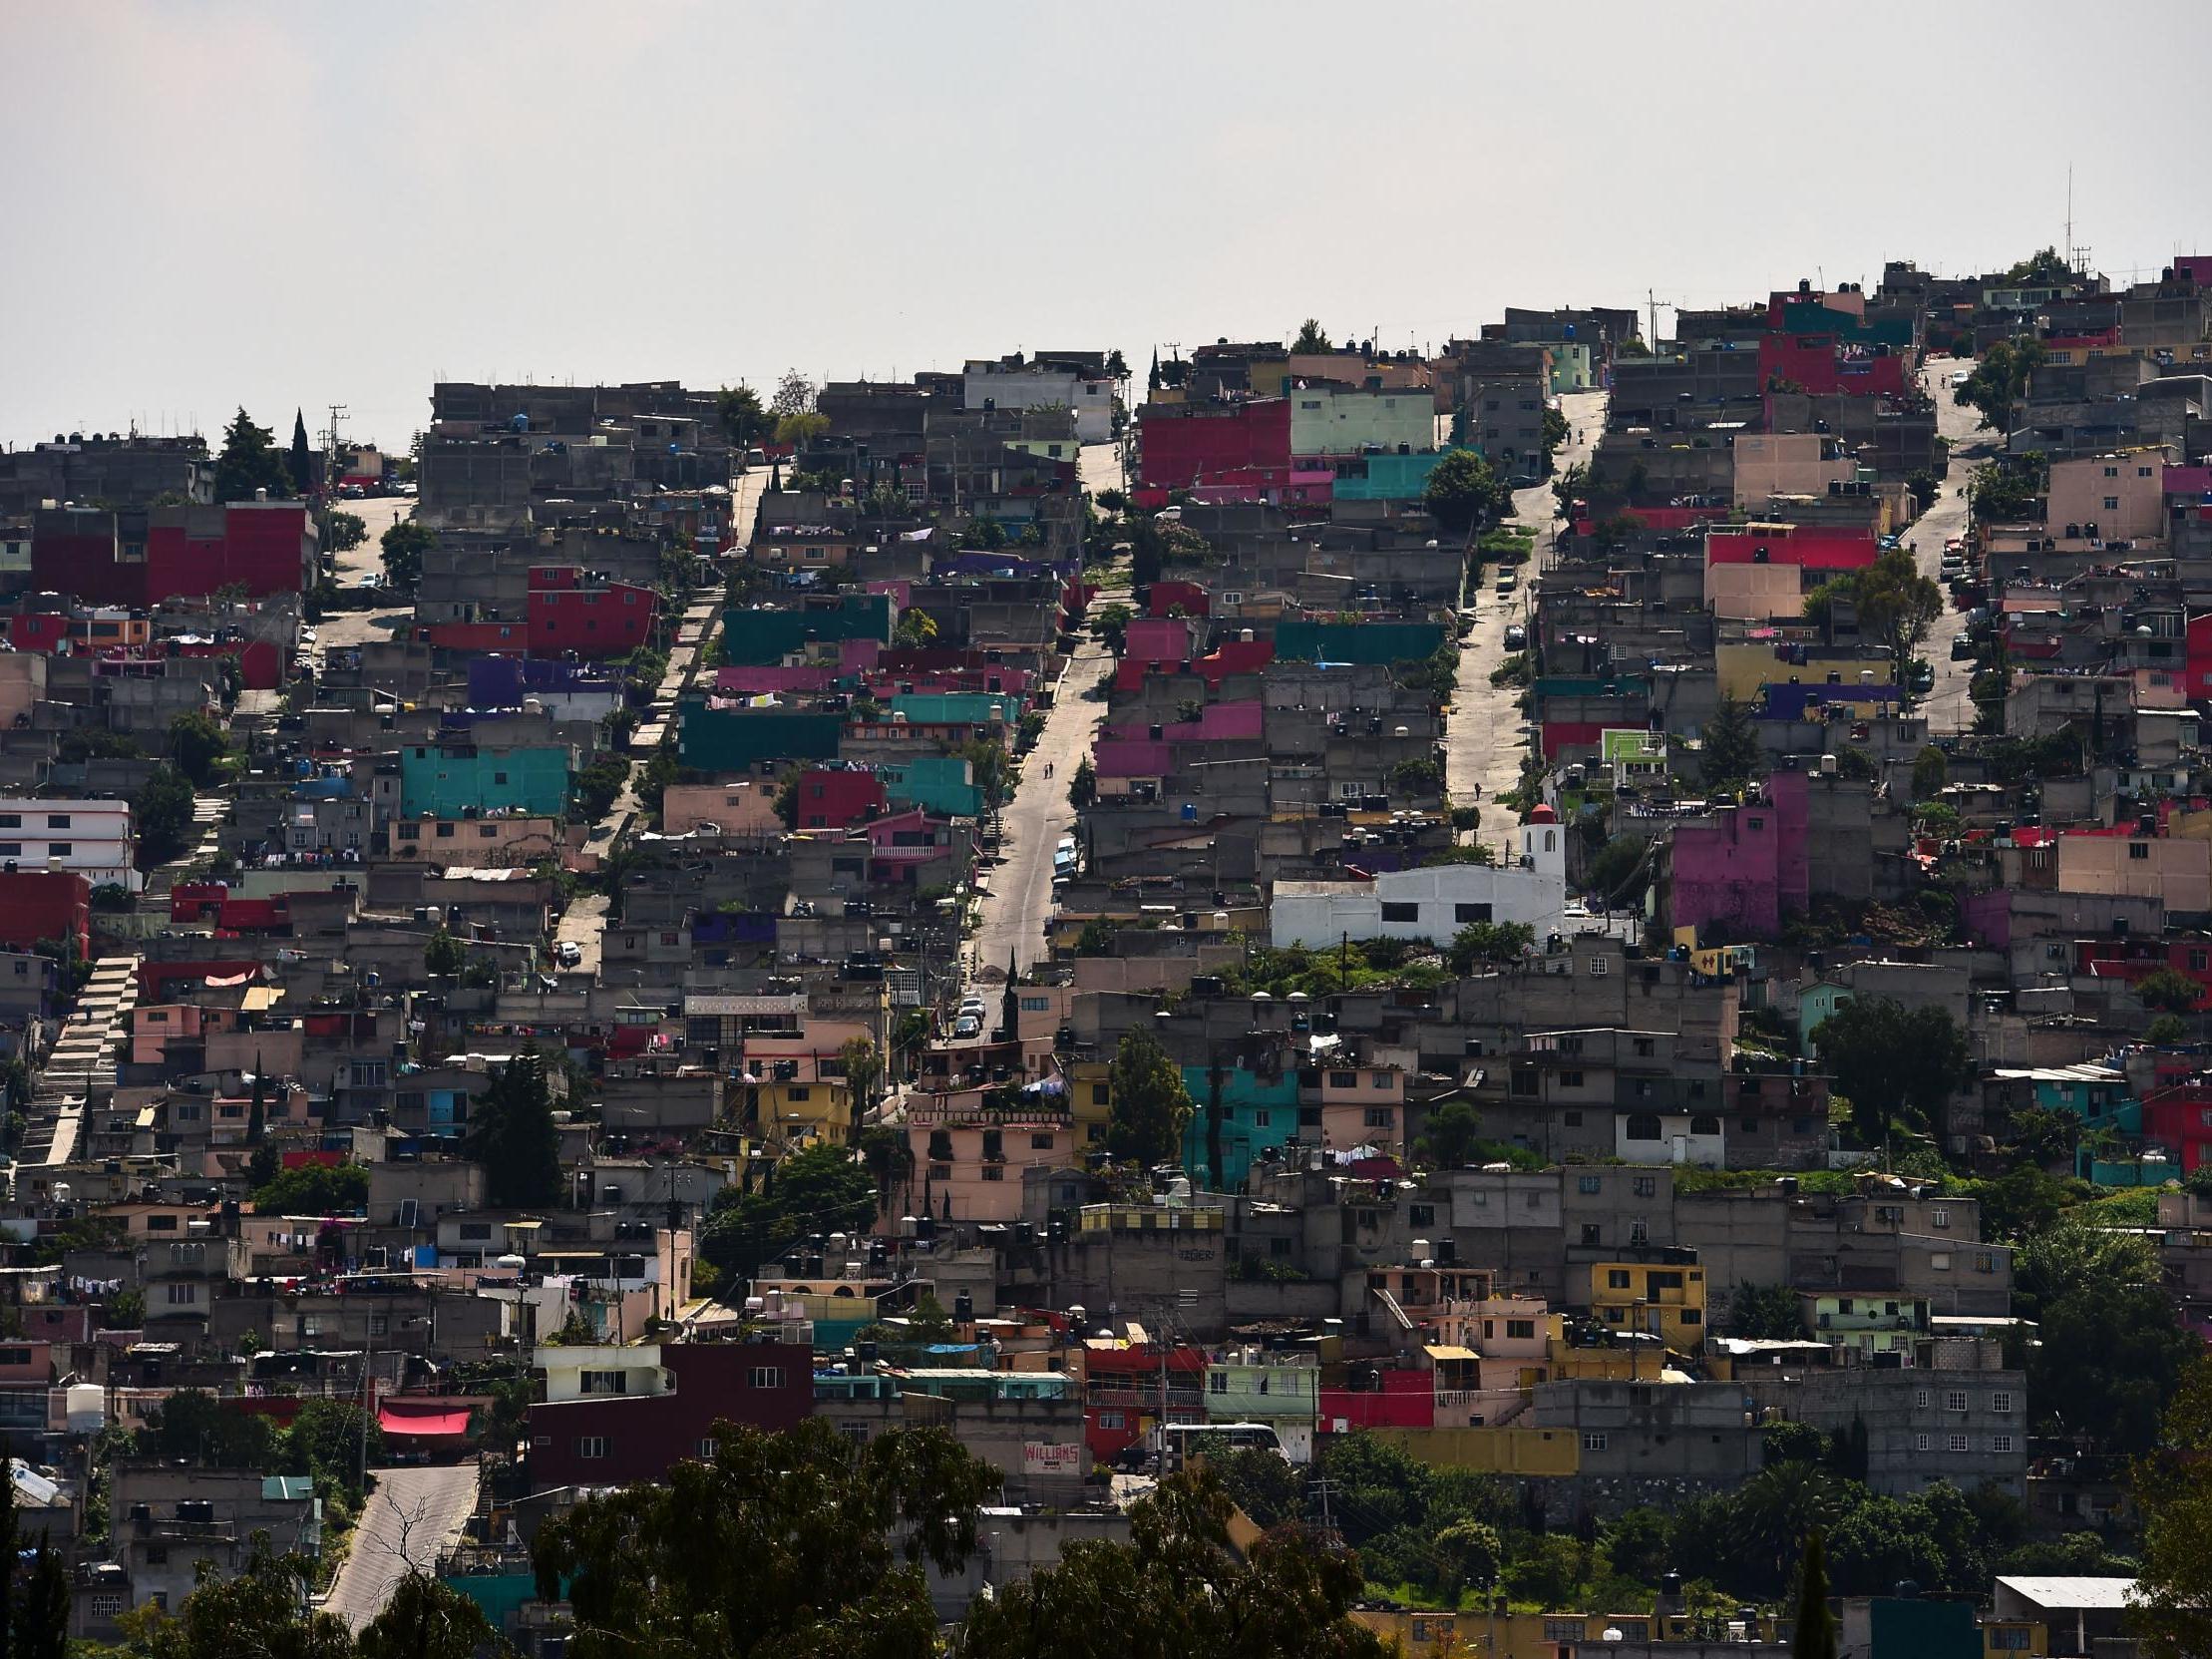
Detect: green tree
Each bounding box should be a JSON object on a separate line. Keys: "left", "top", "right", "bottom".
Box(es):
{"left": 2030, "top": 1283, "right": 2198, "bottom": 1454}
{"left": 380, "top": 518, "right": 434, "bottom": 590}
{"left": 168, "top": 709, "right": 229, "bottom": 788}
{"left": 212, "top": 409, "right": 296, "bottom": 504}
{"left": 1830, "top": 549, "right": 1947, "bottom": 700}
{"left": 1292, "top": 319, "right": 1331, "bottom": 354}
{"left": 716, "top": 383, "right": 770, "bottom": 450}
{"left": 2147, "top": 1014, "right": 2190, "bottom": 1045}
{"left": 839, "top": 1037, "right": 882, "bottom": 1116}
{"left": 1105, "top": 1028, "right": 1194, "bottom": 1167}
{"left": 1954, "top": 339, "right": 2045, "bottom": 434}
{"left": 2125, "top": 1355, "right": 2212, "bottom": 1659}
{"left": 133, "top": 1391, "right": 282, "bottom": 1468}
{"left": 1699, "top": 692, "right": 1763, "bottom": 793}
{"left": 1807, "top": 996, "right": 1971, "bottom": 1145}
{"left": 954, "top": 1471, "right": 1389, "bottom": 1659}
{"left": 1207, "top": 1445, "right": 1306, "bottom": 1529}
{"left": 287, "top": 410, "right": 315, "bottom": 496}
{"left": 356, "top": 1571, "right": 511, "bottom": 1659}
{"left": 249, "top": 1160, "right": 368, "bottom": 1217}
{"left": 1067, "top": 755, "right": 1097, "bottom": 809}
{"left": 1792, "top": 1530, "right": 1838, "bottom": 1659}
{"left": 2136, "top": 966, "right": 2203, "bottom": 1016}
{"left": 1911, "top": 744, "right": 1949, "bottom": 801}
{"left": 18, "top": 1544, "right": 67, "bottom": 1659}
{"left": 464, "top": 1046, "right": 562, "bottom": 1208}
{"left": 423, "top": 927, "right": 469, "bottom": 978}
{"left": 1447, "top": 921, "right": 1535, "bottom": 975}
{"left": 282, "top": 1399, "right": 380, "bottom": 1503}
{"left": 1728, "top": 1282, "right": 1806, "bottom": 1340}
{"left": 1424, "top": 449, "right": 1512, "bottom": 536}
{"left": 1969, "top": 451, "right": 2048, "bottom": 523}
{"left": 700, "top": 1141, "right": 877, "bottom": 1281}
{"left": 1094, "top": 602, "right": 1133, "bottom": 654}
{"left": 320, "top": 510, "right": 366, "bottom": 553}
{"left": 535, "top": 1419, "right": 995, "bottom": 1659}
{"left": 132, "top": 763, "right": 197, "bottom": 866}
{"left": 771, "top": 368, "right": 818, "bottom": 419}
{"left": 1584, "top": 833, "right": 1651, "bottom": 906}
{"left": 1419, "top": 1100, "right": 1485, "bottom": 1170}
{"left": 572, "top": 752, "right": 631, "bottom": 820}
{"left": 892, "top": 608, "right": 937, "bottom": 648}
{"left": 2015, "top": 1216, "right": 2159, "bottom": 1320}
{"left": 131, "top": 1536, "right": 353, "bottom": 1659}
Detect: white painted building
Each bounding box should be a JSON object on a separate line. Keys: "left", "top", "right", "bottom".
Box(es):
{"left": 962, "top": 362, "right": 1115, "bottom": 445}
{"left": 0, "top": 798, "right": 139, "bottom": 891}
{"left": 1271, "top": 811, "right": 1580, "bottom": 950}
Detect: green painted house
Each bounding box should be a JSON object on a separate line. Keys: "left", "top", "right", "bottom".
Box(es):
{"left": 878, "top": 755, "right": 984, "bottom": 818}
{"left": 399, "top": 742, "right": 571, "bottom": 818}
{"left": 1180, "top": 1062, "right": 1302, "bottom": 1191}
{"left": 890, "top": 691, "right": 1019, "bottom": 728}
{"left": 1273, "top": 620, "right": 1446, "bottom": 665}
{"left": 677, "top": 700, "right": 845, "bottom": 774}
{"left": 721, "top": 594, "right": 892, "bottom": 665}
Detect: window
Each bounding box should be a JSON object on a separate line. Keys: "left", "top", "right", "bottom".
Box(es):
{"left": 748, "top": 1367, "right": 784, "bottom": 1390}
{"left": 2130, "top": 843, "right": 2150, "bottom": 860}
{"left": 1931, "top": 1252, "right": 1951, "bottom": 1270}
{"left": 981, "top": 1165, "right": 1003, "bottom": 1181}
{"left": 1371, "top": 1071, "right": 1392, "bottom": 1089}
{"left": 1507, "top": 1319, "right": 1535, "bottom": 1339}
{"left": 1992, "top": 1391, "right": 2013, "bottom": 1414}
{"left": 1608, "top": 1269, "right": 1632, "bottom": 1290}
{"left": 1578, "top": 1175, "right": 1602, "bottom": 1194}
{"left": 45, "top": 843, "right": 69, "bottom": 858}
{"left": 1948, "top": 1434, "right": 1970, "bottom": 1453}
{"left": 1363, "top": 1107, "right": 1393, "bottom": 1128}
{"left": 1689, "top": 1114, "right": 1720, "bottom": 1136}
{"left": 577, "top": 1438, "right": 608, "bottom": 1459}
{"left": 1547, "top": 1619, "right": 1589, "bottom": 1642}
{"left": 1625, "top": 1113, "right": 1661, "bottom": 1140}
{"left": 1254, "top": 1110, "right": 1271, "bottom": 1128}
{"left": 1992, "top": 1434, "right": 2016, "bottom": 1453}
{"left": 1409, "top": 1204, "right": 1435, "bottom": 1227}
{"left": 90, "top": 1595, "right": 124, "bottom": 1619}
{"left": 1945, "top": 1391, "right": 1968, "bottom": 1412}
{"left": 1915, "top": 1433, "right": 1932, "bottom": 1452}
{"left": 1976, "top": 1251, "right": 1995, "bottom": 1272}
{"left": 44, "top": 814, "right": 67, "bottom": 829}
{"left": 580, "top": 1370, "right": 627, "bottom": 1396}
{"left": 1379, "top": 902, "right": 1419, "bottom": 923}
{"left": 1992, "top": 1628, "right": 2030, "bottom": 1650}
{"left": 698, "top": 1439, "right": 720, "bottom": 1458}
{"left": 1454, "top": 902, "right": 1494, "bottom": 924}
{"left": 1329, "top": 1071, "right": 1357, "bottom": 1089}
{"left": 165, "top": 1284, "right": 195, "bottom": 1306}
{"left": 1632, "top": 1175, "right": 1656, "bottom": 1197}
{"left": 1560, "top": 1070, "right": 1584, "bottom": 1087}
{"left": 2103, "top": 496, "right": 2120, "bottom": 511}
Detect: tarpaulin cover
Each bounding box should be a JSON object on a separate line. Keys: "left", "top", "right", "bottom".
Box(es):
{"left": 378, "top": 1403, "right": 471, "bottom": 1438}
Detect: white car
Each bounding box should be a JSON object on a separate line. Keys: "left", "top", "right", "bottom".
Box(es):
{"left": 554, "top": 940, "right": 582, "bottom": 968}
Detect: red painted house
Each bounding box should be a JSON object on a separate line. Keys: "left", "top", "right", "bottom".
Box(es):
{"left": 789, "top": 767, "right": 888, "bottom": 830}
{"left": 1704, "top": 524, "right": 1879, "bottom": 572}
{"left": 1319, "top": 1367, "right": 1437, "bottom": 1432}
{"left": 31, "top": 502, "right": 317, "bottom": 607}
{"left": 529, "top": 568, "right": 657, "bottom": 658}
{"left": 0, "top": 870, "right": 90, "bottom": 958}
{"left": 1136, "top": 398, "right": 1291, "bottom": 491}
{"left": 1082, "top": 1342, "right": 1208, "bottom": 1462}
{"left": 171, "top": 884, "right": 292, "bottom": 935}
{"left": 526, "top": 1341, "right": 813, "bottom": 1487}
{"left": 1756, "top": 332, "right": 1908, "bottom": 398}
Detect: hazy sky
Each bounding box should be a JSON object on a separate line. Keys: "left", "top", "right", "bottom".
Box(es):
{"left": 4, "top": 0, "right": 2208, "bottom": 454}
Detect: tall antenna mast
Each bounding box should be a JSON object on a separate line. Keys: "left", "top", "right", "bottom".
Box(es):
{"left": 2064, "top": 165, "right": 2074, "bottom": 270}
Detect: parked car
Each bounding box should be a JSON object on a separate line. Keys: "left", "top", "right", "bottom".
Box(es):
{"left": 1951, "top": 635, "right": 1977, "bottom": 661}
{"left": 554, "top": 940, "right": 582, "bottom": 968}
{"left": 952, "top": 1015, "right": 981, "bottom": 1038}
{"left": 1504, "top": 622, "right": 1527, "bottom": 649}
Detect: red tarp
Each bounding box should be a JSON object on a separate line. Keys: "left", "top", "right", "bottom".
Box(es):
{"left": 379, "top": 1402, "right": 472, "bottom": 1439}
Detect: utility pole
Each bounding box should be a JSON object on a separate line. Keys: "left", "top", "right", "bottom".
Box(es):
{"left": 325, "top": 404, "right": 349, "bottom": 489}
{"left": 1647, "top": 289, "right": 1659, "bottom": 352}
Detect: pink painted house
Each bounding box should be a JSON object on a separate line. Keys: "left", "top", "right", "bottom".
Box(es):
{"left": 1659, "top": 770, "right": 1810, "bottom": 942}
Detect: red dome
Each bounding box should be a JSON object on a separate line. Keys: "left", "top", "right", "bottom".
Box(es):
{"left": 1529, "top": 803, "right": 1559, "bottom": 823}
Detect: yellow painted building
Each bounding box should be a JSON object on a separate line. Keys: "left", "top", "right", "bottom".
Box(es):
{"left": 1589, "top": 1255, "right": 1706, "bottom": 1353}
{"left": 1366, "top": 1426, "right": 1580, "bottom": 1476}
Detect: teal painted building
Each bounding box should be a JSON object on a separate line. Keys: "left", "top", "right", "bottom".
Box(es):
{"left": 890, "top": 691, "right": 1019, "bottom": 728}
{"left": 722, "top": 594, "right": 892, "bottom": 665}
{"left": 1273, "top": 620, "right": 1447, "bottom": 665}
{"left": 1180, "top": 1062, "right": 1302, "bottom": 1191}
{"left": 678, "top": 701, "right": 845, "bottom": 773}
{"left": 1330, "top": 452, "right": 1445, "bottom": 502}
{"left": 399, "top": 742, "right": 570, "bottom": 818}
{"left": 879, "top": 755, "right": 984, "bottom": 818}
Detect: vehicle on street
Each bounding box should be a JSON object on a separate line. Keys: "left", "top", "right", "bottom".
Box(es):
{"left": 1495, "top": 573, "right": 1516, "bottom": 598}
{"left": 554, "top": 940, "right": 582, "bottom": 968}
{"left": 952, "top": 1014, "right": 980, "bottom": 1038}
{"left": 1504, "top": 622, "right": 1527, "bottom": 650}
{"left": 1951, "top": 635, "right": 1977, "bottom": 661}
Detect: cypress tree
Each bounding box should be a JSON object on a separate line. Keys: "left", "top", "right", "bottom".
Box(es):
{"left": 289, "top": 409, "right": 314, "bottom": 496}
{"left": 1792, "top": 1530, "right": 1838, "bottom": 1659}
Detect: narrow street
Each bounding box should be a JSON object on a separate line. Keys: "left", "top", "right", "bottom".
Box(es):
{"left": 1444, "top": 390, "right": 1607, "bottom": 854}
{"left": 1911, "top": 356, "right": 1995, "bottom": 736}
{"left": 322, "top": 1460, "right": 481, "bottom": 1633}
{"left": 969, "top": 631, "right": 1113, "bottom": 981}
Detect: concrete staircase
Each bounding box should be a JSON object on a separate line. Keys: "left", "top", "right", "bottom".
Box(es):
{"left": 23, "top": 954, "right": 141, "bottom": 1166}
